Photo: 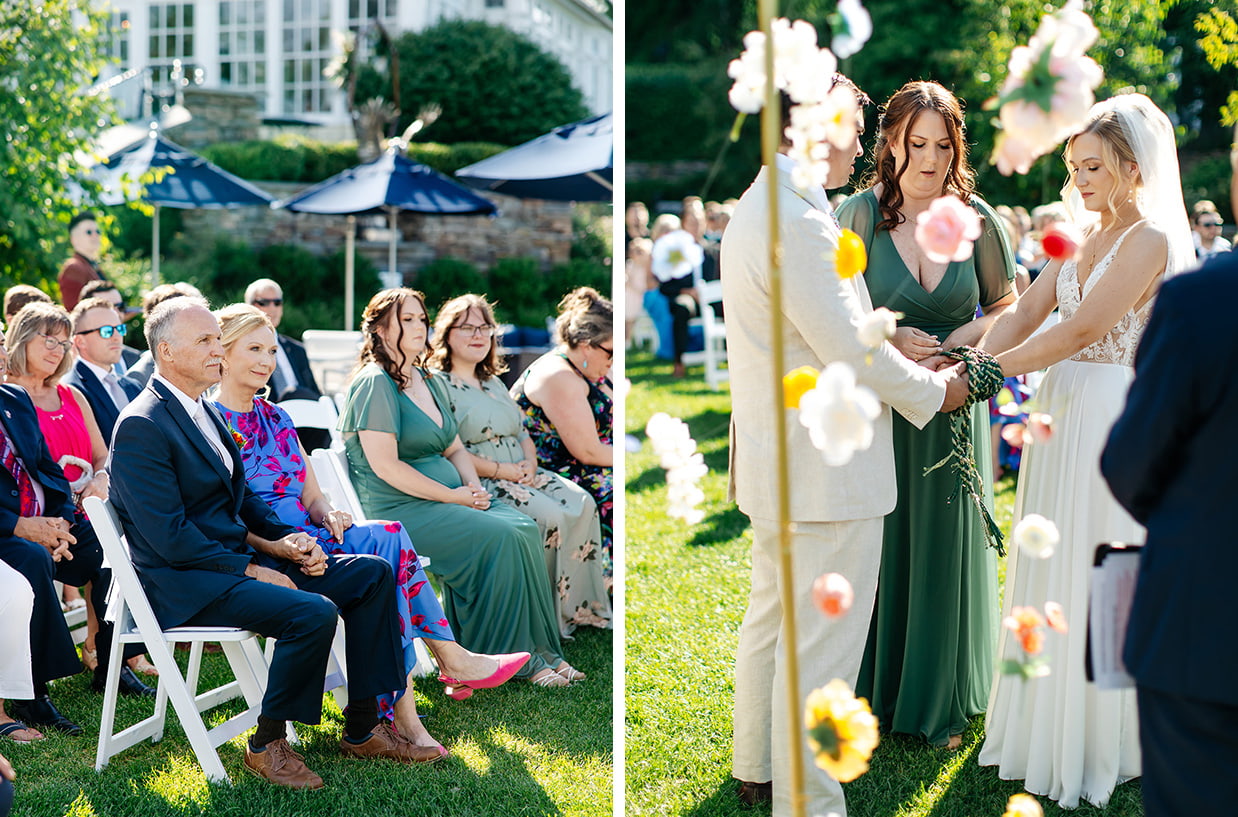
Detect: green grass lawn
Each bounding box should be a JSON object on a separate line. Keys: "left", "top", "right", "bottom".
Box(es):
{"left": 624, "top": 351, "right": 1144, "bottom": 817}
{"left": 6, "top": 628, "right": 611, "bottom": 816}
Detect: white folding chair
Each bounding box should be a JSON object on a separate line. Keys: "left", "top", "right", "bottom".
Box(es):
{"left": 307, "top": 447, "right": 437, "bottom": 678}
{"left": 278, "top": 395, "right": 342, "bottom": 451}
{"left": 681, "top": 279, "right": 729, "bottom": 390}
{"left": 84, "top": 496, "right": 274, "bottom": 784}
{"left": 301, "top": 330, "right": 363, "bottom": 397}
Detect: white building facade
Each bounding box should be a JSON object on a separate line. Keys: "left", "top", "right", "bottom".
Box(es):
{"left": 101, "top": 0, "right": 611, "bottom": 135}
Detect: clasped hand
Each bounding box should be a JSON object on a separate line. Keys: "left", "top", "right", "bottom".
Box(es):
{"left": 14, "top": 515, "right": 75, "bottom": 561}
{"left": 454, "top": 480, "right": 492, "bottom": 510}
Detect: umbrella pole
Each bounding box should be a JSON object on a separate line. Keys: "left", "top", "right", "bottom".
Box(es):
{"left": 151, "top": 203, "right": 162, "bottom": 287}
{"left": 388, "top": 207, "right": 397, "bottom": 285}
{"left": 345, "top": 215, "right": 356, "bottom": 331}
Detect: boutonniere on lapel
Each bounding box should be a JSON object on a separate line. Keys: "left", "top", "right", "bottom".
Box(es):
{"left": 836, "top": 229, "right": 868, "bottom": 279}
{"left": 227, "top": 425, "right": 248, "bottom": 449}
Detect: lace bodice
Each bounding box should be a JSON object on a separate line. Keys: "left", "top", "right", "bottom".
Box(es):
{"left": 1056, "top": 222, "right": 1159, "bottom": 366}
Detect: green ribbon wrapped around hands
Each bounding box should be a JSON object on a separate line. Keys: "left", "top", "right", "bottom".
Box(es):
{"left": 923, "top": 346, "right": 1007, "bottom": 556}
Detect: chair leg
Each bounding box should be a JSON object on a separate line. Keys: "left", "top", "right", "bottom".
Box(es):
{"left": 161, "top": 665, "right": 232, "bottom": 784}
{"left": 94, "top": 629, "right": 127, "bottom": 772}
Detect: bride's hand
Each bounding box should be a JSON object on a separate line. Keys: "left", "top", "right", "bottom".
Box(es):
{"left": 891, "top": 327, "right": 942, "bottom": 361}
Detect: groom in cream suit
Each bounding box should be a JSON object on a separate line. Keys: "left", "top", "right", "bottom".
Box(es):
{"left": 723, "top": 77, "right": 967, "bottom": 817}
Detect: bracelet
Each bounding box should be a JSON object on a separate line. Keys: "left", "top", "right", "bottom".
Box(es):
{"left": 492, "top": 460, "right": 501, "bottom": 479}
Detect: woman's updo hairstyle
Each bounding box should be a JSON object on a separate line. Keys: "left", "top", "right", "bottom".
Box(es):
{"left": 554, "top": 287, "right": 612, "bottom": 350}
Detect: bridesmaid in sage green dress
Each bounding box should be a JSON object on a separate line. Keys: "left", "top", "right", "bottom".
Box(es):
{"left": 428, "top": 294, "right": 611, "bottom": 637}
{"left": 338, "top": 288, "right": 583, "bottom": 688}
{"left": 836, "top": 81, "right": 1016, "bottom": 748}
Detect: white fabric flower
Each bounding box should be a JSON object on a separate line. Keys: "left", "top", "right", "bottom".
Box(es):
{"left": 831, "top": 0, "right": 872, "bottom": 59}
{"left": 646, "top": 412, "right": 708, "bottom": 525}
{"left": 797, "top": 362, "right": 881, "bottom": 467}
{"left": 856, "top": 307, "right": 900, "bottom": 349}
{"left": 727, "top": 18, "right": 838, "bottom": 113}
{"left": 651, "top": 229, "right": 704, "bottom": 283}
{"left": 1013, "top": 513, "right": 1060, "bottom": 559}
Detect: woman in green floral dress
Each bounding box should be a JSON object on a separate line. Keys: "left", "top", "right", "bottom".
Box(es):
{"left": 428, "top": 294, "right": 611, "bottom": 636}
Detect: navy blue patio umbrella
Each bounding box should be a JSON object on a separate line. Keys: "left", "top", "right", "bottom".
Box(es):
{"left": 455, "top": 112, "right": 612, "bottom": 203}
{"left": 93, "top": 131, "right": 275, "bottom": 284}
{"left": 276, "top": 148, "right": 498, "bottom": 328}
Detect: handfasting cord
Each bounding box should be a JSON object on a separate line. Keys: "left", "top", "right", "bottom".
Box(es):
{"left": 923, "top": 346, "right": 1007, "bottom": 556}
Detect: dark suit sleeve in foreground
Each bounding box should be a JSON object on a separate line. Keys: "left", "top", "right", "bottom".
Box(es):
{"left": 110, "top": 412, "right": 253, "bottom": 575}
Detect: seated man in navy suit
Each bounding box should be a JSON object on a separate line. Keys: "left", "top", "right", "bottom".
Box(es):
{"left": 63, "top": 298, "right": 142, "bottom": 446}
{"left": 109, "top": 298, "right": 433, "bottom": 790}
{"left": 77, "top": 280, "right": 141, "bottom": 368}
{"left": 1102, "top": 250, "right": 1238, "bottom": 817}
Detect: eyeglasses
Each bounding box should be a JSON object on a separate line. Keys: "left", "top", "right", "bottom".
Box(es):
{"left": 76, "top": 323, "right": 128, "bottom": 339}
{"left": 38, "top": 333, "right": 72, "bottom": 353}
{"left": 252, "top": 298, "right": 283, "bottom": 307}
{"left": 596, "top": 344, "right": 614, "bottom": 360}
{"left": 453, "top": 324, "right": 495, "bottom": 337}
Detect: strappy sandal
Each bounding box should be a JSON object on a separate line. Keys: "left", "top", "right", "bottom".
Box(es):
{"left": 80, "top": 643, "right": 98, "bottom": 672}
{"left": 128, "top": 655, "right": 159, "bottom": 676}
{"left": 0, "top": 720, "right": 44, "bottom": 744}
{"left": 554, "top": 663, "right": 586, "bottom": 683}
{"left": 530, "top": 668, "right": 568, "bottom": 687}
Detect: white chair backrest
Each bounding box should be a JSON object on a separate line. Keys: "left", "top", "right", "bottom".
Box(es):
{"left": 301, "top": 330, "right": 363, "bottom": 397}
{"left": 82, "top": 498, "right": 150, "bottom": 634}
{"left": 697, "top": 279, "right": 724, "bottom": 314}
{"left": 279, "top": 396, "right": 342, "bottom": 449}
{"left": 308, "top": 447, "right": 368, "bottom": 523}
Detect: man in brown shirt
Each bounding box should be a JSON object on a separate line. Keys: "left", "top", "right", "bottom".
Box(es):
{"left": 58, "top": 212, "right": 105, "bottom": 310}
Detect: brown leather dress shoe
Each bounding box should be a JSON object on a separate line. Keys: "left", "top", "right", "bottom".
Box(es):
{"left": 244, "top": 739, "right": 325, "bottom": 789}
{"left": 340, "top": 721, "right": 445, "bottom": 764}
{"left": 736, "top": 779, "right": 772, "bottom": 806}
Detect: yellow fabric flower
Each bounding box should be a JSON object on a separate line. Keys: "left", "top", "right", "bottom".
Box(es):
{"left": 836, "top": 228, "right": 868, "bottom": 279}
{"left": 783, "top": 365, "right": 820, "bottom": 409}
{"left": 1003, "top": 793, "right": 1044, "bottom": 817}
{"left": 804, "top": 678, "right": 879, "bottom": 782}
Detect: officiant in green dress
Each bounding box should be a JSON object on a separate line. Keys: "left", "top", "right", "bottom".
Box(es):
{"left": 836, "top": 81, "right": 1016, "bottom": 747}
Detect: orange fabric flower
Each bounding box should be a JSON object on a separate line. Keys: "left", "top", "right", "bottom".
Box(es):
{"left": 836, "top": 229, "right": 867, "bottom": 279}
{"left": 1003, "top": 606, "right": 1047, "bottom": 656}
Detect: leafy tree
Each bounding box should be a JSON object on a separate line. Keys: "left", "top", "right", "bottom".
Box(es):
{"left": 0, "top": 0, "right": 117, "bottom": 287}
{"left": 358, "top": 20, "right": 589, "bottom": 146}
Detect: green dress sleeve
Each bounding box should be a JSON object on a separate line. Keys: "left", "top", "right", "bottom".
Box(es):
{"left": 970, "top": 195, "right": 1017, "bottom": 310}
{"left": 835, "top": 188, "right": 877, "bottom": 250}
{"left": 338, "top": 364, "right": 401, "bottom": 435}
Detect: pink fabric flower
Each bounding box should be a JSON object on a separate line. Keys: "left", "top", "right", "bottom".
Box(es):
{"left": 812, "top": 572, "right": 854, "bottom": 618}
{"left": 1040, "top": 223, "right": 1083, "bottom": 262}
{"left": 914, "top": 196, "right": 982, "bottom": 263}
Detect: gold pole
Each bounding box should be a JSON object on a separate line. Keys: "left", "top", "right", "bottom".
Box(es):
{"left": 756, "top": 3, "right": 806, "bottom": 816}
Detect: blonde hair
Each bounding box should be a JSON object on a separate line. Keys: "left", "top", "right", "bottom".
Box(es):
{"left": 216, "top": 303, "right": 277, "bottom": 350}
{"left": 555, "top": 287, "right": 612, "bottom": 349}
{"left": 428, "top": 294, "right": 507, "bottom": 379}
{"left": 1063, "top": 111, "right": 1141, "bottom": 217}
{"left": 5, "top": 302, "right": 73, "bottom": 385}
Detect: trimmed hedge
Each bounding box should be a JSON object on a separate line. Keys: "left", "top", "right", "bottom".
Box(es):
{"left": 199, "top": 135, "right": 507, "bottom": 184}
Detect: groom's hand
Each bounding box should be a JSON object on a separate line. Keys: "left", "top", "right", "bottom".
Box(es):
{"left": 919, "top": 354, "right": 954, "bottom": 371}
{"left": 939, "top": 363, "right": 969, "bottom": 413}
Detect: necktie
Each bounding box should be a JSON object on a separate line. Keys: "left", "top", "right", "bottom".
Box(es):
{"left": 0, "top": 423, "right": 41, "bottom": 516}
{"left": 104, "top": 372, "right": 130, "bottom": 410}
{"left": 269, "top": 361, "right": 289, "bottom": 399}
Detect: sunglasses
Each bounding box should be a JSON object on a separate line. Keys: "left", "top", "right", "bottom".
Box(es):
{"left": 597, "top": 344, "right": 614, "bottom": 360}
{"left": 76, "top": 323, "right": 128, "bottom": 339}
{"left": 81, "top": 229, "right": 101, "bottom": 236}
{"left": 253, "top": 298, "right": 283, "bottom": 307}
{"left": 1201, "top": 221, "right": 1224, "bottom": 228}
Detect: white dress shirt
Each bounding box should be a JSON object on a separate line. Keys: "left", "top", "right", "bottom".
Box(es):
{"left": 82, "top": 358, "right": 129, "bottom": 410}
{"left": 152, "top": 375, "right": 233, "bottom": 475}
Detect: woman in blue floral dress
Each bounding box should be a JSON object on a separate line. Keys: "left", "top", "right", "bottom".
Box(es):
{"left": 510, "top": 288, "right": 614, "bottom": 578}
{"left": 211, "top": 305, "right": 529, "bottom": 754}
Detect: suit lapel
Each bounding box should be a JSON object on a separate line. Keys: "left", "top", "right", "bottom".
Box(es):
{"left": 76, "top": 362, "right": 119, "bottom": 428}
{"left": 151, "top": 380, "right": 234, "bottom": 489}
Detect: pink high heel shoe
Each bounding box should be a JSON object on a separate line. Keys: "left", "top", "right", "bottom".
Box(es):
{"left": 439, "top": 652, "right": 531, "bottom": 700}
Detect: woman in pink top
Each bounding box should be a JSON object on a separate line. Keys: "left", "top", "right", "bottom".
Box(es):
{"left": 4, "top": 303, "right": 154, "bottom": 687}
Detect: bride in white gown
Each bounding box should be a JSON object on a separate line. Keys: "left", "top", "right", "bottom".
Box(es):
{"left": 974, "top": 93, "right": 1196, "bottom": 808}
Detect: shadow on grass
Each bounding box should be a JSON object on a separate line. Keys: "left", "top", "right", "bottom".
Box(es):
{"left": 681, "top": 777, "right": 766, "bottom": 817}
{"left": 687, "top": 506, "right": 750, "bottom": 547}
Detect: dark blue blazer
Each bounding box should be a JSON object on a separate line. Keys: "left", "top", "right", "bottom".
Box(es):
{"left": 0, "top": 384, "right": 75, "bottom": 543}
{"left": 62, "top": 359, "right": 142, "bottom": 446}
{"left": 1101, "top": 253, "right": 1238, "bottom": 707}
{"left": 275, "top": 334, "right": 322, "bottom": 401}
{"left": 109, "top": 378, "right": 296, "bottom": 628}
